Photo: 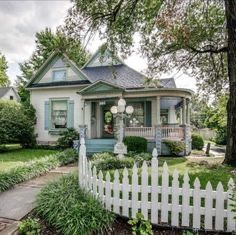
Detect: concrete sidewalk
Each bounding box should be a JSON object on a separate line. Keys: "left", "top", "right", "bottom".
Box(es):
{"left": 0, "top": 164, "right": 77, "bottom": 235}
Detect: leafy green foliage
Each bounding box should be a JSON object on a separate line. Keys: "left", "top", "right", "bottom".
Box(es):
{"left": 0, "top": 149, "right": 77, "bottom": 192}
{"left": 127, "top": 152, "right": 152, "bottom": 166}
{"left": 0, "top": 52, "right": 10, "bottom": 87}
{"left": 35, "top": 174, "right": 114, "bottom": 235}
{"left": 0, "top": 100, "right": 36, "bottom": 147}
{"left": 204, "top": 94, "right": 228, "bottom": 145}
{"left": 191, "top": 134, "right": 204, "bottom": 150}
{"left": 17, "top": 27, "right": 89, "bottom": 101}
{"left": 124, "top": 136, "right": 147, "bottom": 153}
{"left": 57, "top": 128, "right": 79, "bottom": 149}
{"left": 18, "top": 218, "right": 41, "bottom": 235}
{"left": 163, "top": 140, "right": 185, "bottom": 156}
{"left": 128, "top": 213, "right": 153, "bottom": 235}
{"left": 93, "top": 156, "right": 134, "bottom": 172}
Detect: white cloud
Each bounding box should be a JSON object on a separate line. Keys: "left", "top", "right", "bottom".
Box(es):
{"left": 0, "top": 0, "right": 196, "bottom": 91}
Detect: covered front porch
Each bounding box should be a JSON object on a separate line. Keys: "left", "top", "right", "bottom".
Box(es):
{"left": 78, "top": 81, "right": 192, "bottom": 155}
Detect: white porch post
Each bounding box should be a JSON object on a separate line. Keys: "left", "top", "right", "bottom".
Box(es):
{"left": 168, "top": 106, "right": 177, "bottom": 124}
{"left": 182, "top": 98, "right": 187, "bottom": 125}
{"left": 156, "top": 96, "right": 161, "bottom": 125}
{"left": 179, "top": 107, "right": 183, "bottom": 125}
{"left": 187, "top": 99, "right": 191, "bottom": 124}
{"left": 155, "top": 96, "right": 161, "bottom": 155}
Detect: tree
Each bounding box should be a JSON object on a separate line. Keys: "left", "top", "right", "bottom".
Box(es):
{"left": 17, "top": 27, "right": 89, "bottom": 102}
{"left": 64, "top": 0, "right": 236, "bottom": 165}
{"left": 0, "top": 52, "right": 10, "bottom": 87}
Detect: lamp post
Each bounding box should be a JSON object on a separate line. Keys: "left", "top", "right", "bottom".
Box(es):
{"left": 110, "top": 98, "right": 134, "bottom": 158}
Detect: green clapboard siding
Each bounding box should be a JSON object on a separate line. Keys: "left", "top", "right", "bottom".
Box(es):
{"left": 44, "top": 101, "right": 50, "bottom": 130}
{"left": 67, "top": 100, "right": 74, "bottom": 128}
{"left": 145, "top": 101, "right": 152, "bottom": 127}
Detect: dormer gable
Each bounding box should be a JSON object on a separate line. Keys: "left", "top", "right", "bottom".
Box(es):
{"left": 26, "top": 52, "right": 89, "bottom": 88}
{"left": 82, "top": 48, "right": 122, "bottom": 68}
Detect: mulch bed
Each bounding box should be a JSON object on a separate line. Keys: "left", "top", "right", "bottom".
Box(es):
{"left": 23, "top": 213, "right": 230, "bottom": 235}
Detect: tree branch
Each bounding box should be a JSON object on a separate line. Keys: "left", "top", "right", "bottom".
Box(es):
{"left": 188, "top": 45, "right": 228, "bottom": 54}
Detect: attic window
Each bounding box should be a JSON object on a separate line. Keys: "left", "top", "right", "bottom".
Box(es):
{"left": 52, "top": 69, "right": 66, "bottom": 82}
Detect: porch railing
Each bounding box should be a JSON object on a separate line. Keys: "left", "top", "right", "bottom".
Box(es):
{"left": 125, "top": 126, "right": 185, "bottom": 140}
{"left": 161, "top": 126, "right": 184, "bottom": 140}
{"left": 125, "top": 127, "right": 155, "bottom": 139}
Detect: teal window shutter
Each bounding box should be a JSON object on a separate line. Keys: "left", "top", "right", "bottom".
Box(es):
{"left": 44, "top": 101, "right": 50, "bottom": 130}
{"left": 145, "top": 101, "right": 152, "bottom": 127}
{"left": 67, "top": 100, "right": 74, "bottom": 128}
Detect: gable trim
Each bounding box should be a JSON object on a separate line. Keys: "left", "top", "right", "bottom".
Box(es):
{"left": 25, "top": 51, "right": 89, "bottom": 88}
{"left": 78, "top": 80, "right": 125, "bottom": 95}
{"left": 82, "top": 48, "right": 123, "bottom": 69}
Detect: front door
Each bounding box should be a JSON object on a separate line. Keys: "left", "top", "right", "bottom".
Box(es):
{"left": 102, "top": 106, "right": 114, "bottom": 138}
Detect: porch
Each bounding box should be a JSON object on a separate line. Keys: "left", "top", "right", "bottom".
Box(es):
{"left": 78, "top": 81, "right": 192, "bottom": 155}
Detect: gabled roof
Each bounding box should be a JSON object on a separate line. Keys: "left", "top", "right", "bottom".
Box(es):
{"left": 159, "top": 78, "right": 176, "bottom": 88}
{"left": 0, "top": 87, "right": 20, "bottom": 100}
{"left": 78, "top": 80, "right": 124, "bottom": 95}
{"left": 26, "top": 51, "right": 89, "bottom": 88}
{"left": 81, "top": 64, "right": 145, "bottom": 88}
{"left": 0, "top": 87, "right": 11, "bottom": 98}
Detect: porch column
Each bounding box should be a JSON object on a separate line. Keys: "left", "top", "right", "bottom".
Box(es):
{"left": 84, "top": 101, "right": 91, "bottom": 139}
{"left": 168, "top": 106, "right": 177, "bottom": 124}
{"left": 156, "top": 96, "right": 161, "bottom": 155}
{"left": 187, "top": 99, "right": 191, "bottom": 124}
{"left": 156, "top": 96, "right": 161, "bottom": 125}
{"left": 81, "top": 99, "right": 85, "bottom": 125}
{"left": 182, "top": 98, "right": 187, "bottom": 125}
{"left": 179, "top": 107, "right": 183, "bottom": 125}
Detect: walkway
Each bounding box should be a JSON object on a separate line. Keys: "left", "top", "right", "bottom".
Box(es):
{"left": 0, "top": 164, "right": 77, "bottom": 235}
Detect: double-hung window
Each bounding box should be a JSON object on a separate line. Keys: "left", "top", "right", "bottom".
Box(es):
{"left": 51, "top": 100, "right": 67, "bottom": 129}
{"left": 52, "top": 69, "right": 66, "bottom": 82}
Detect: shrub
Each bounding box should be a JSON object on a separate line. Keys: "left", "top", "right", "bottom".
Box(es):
{"left": 18, "top": 218, "right": 41, "bottom": 235}
{"left": 0, "top": 149, "right": 77, "bottom": 192}
{"left": 214, "top": 129, "right": 227, "bottom": 145}
{"left": 128, "top": 213, "right": 153, "bottom": 235}
{"left": 192, "top": 134, "right": 204, "bottom": 150}
{"left": 35, "top": 174, "right": 114, "bottom": 235}
{"left": 57, "top": 128, "right": 79, "bottom": 149}
{"left": 91, "top": 152, "right": 115, "bottom": 161}
{"left": 163, "top": 140, "right": 185, "bottom": 156}
{"left": 124, "top": 136, "right": 147, "bottom": 153}
{"left": 127, "top": 152, "right": 152, "bottom": 166}
{"left": 0, "top": 100, "right": 36, "bottom": 147}
{"left": 93, "top": 157, "right": 135, "bottom": 172}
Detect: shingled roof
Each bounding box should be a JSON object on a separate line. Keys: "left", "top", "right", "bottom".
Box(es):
{"left": 82, "top": 65, "right": 176, "bottom": 89}
{"left": 0, "top": 87, "right": 11, "bottom": 98}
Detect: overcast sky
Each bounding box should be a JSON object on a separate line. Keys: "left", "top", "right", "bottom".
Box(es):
{"left": 0, "top": 0, "right": 196, "bottom": 91}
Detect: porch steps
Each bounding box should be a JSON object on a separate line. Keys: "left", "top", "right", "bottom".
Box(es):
{"left": 85, "top": 139, "right": 116, "bottom": 155}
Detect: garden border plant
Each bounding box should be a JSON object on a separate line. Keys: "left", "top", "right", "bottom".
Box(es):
{"left": 0, "top": 149, "right": 77, "bottom": 192}
{"left": 35, "top": 174, "right": 114, "bottom": 235}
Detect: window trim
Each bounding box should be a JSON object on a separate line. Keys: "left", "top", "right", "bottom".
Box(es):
{"left": 49, "top": 98, "right": 69, "bottom": 131}
{"left": 52, "top": 68, "right": 67, "bottom": 82}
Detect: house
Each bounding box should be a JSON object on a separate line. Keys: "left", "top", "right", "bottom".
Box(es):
{"left": 26, "top": 49, "right": 193, "bottom": 155}
{"left": 0, "top": 87, "right": 20, "bottom": 102}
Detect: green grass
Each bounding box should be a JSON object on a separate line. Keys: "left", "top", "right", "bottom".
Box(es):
{"left": 0, "top": 148, "right": 58, "bottom": 171}
{"left": 106, "top": 157, "right": 235, "bottom": 190}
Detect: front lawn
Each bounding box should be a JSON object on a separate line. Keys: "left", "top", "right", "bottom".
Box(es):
{"left": 92, "top": 152, "right": 235, "bottom": 190}
{"left": 0, "top": 148, "right": 58, "bottom": 171}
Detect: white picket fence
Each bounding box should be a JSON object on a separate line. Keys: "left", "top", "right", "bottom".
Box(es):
{"left": 78, "top": 138, "right": 236, "bottom": 232}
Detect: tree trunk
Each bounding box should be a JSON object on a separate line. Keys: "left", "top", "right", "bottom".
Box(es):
{"left": 224, "top": 0, "right": 236, "bottom": 165}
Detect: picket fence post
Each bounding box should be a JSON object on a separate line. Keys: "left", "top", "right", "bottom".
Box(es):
{"left": 78, "top": 139, "right": 236, "bottom": 232}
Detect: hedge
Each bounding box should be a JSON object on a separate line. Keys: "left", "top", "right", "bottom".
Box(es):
{"left": 0, "top": 149, "right": 77, "bottom": 192}
{"left": 124, "top": 136, "right": 147, "bottom": 153}
{"left": 35, "top": 174, "right": 114, "bottom": 235}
